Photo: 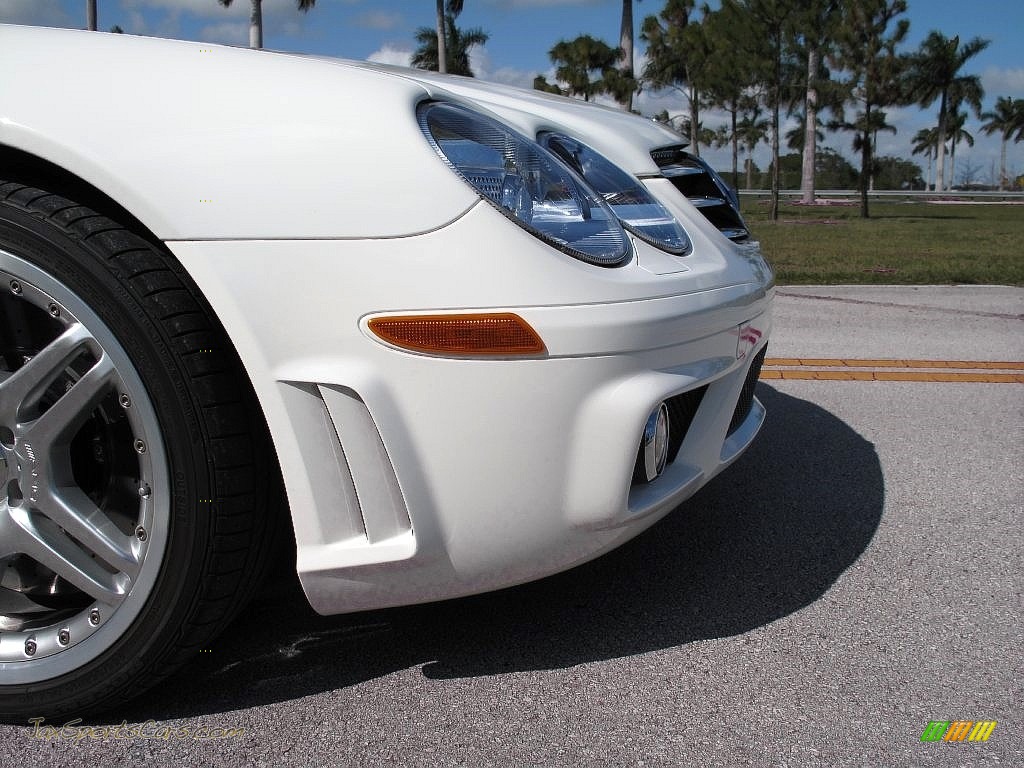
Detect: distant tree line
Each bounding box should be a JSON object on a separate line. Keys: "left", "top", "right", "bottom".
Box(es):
{"left": 84, "top": 2, "right": 1024, "bottom": 206}
{"left": 532, "top": 0, "right": 1024, "bottom": 218}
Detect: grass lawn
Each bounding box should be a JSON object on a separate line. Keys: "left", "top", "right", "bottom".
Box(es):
{"left": 741, "top": 199, "right": 1024, "bottom": 285}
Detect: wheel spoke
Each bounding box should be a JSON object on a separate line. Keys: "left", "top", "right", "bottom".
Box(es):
{"left": 0, "top": 506, "right": 22, "bottom": 560}
{"left": 7, "top": 504, "right": 129, "bottom": 605}
{"left": 21, "top": 352, "right": 116, "bottom": 457}
{"left": 38, "top": 486, "right": 140, "bottom": 576}
{"left": 0, "top": 322, "right": 94, "bottom": 421}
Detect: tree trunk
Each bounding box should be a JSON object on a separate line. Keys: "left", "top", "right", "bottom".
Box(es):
{"left": 869, "top": 130, "right": 876, "bottom": 192}
{"left": 949, "top": 139, "right": 957, "bottom": 190}
{"left": 436, "top": 0, "right": 447, "bottom": 74}
{"left": 249, "top": 0, "right": 262, "bottom": 49}
{"left": 689, "top": 85, "right": 700, "bottom": 157}
{"left": 999, "top": 137, "right": 1007, "bottom": 191}
{"left": 800, "top": 46, "right": 819, "bottom": 205}
{"left": 619, "top": 0, "right": 634, "bottom": 112}
{"left": 859, "top": 102, "right": 871, "bottom": 218}
{"left": 769, "top": 94, "right": 780, "bottom": 221}
{"left": 86, "top": 0, "right": 97, "bottom": 31}
{"left": 731, "top": 109, "right": 739, "bottom": 191}
{"left": 768, "top": 39, "right": 781, "bottom": 221}
{"left": 746, "top": 153, "right": 753, "bottom": 191}
{"left": 935, "top": 91, "right": 948, "bottom": 193}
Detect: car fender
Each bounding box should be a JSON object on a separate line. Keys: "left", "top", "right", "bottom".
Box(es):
{"left": 0, "top": 25, "right": 478, "bottom": 240}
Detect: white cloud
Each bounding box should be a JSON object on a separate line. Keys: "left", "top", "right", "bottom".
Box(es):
{"left": 0, "top": 0, "right": 73, "bottom": 27}
{"left": 122, "top": 0, "right": 233, "bottom": 18}
{"left": 125, "top": 9, "right": 149, "bottom": 34}
{"left": 483, "top": 0, "right": 604, "bottom": 7}
{"left": 634, "top": 86, "right": 685, "bottom": 118}
{"left": 353, "top": 11, "right": 402, "bottom": 31}
{"left": 981, "top": 66, "right": 1024, "bottom": 98}
{"left": 121, "top": 0, "right": 318, "bottom": 41}
{"left": 122, "top": 0, "right": 313, "bottom": 20}
{"left": 199, "top": 20, "right": 249, "bottom": 44}
{"left": 366, "top": 44, "right": 413, "bottom": 67}
{"left": 470, "top": 46, "right": 535, "bottom": 87}
{"left": 361, "top": 42, "right": 545, "bottom": 92}
{"left": 486, "top": 66, "right": 539, "bottom": 89}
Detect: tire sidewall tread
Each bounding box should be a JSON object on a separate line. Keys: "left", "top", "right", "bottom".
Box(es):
{"left": 0, "top": 182, "right": 280, "bottom": 721}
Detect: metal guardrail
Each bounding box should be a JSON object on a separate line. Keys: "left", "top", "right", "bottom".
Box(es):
{"left": 737, "top": 189, "right": 1024, "bottom": 200}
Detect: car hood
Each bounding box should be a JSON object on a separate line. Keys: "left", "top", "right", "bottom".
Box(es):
{"left": 294, "top": 57, "right": 685, "bottom": 176}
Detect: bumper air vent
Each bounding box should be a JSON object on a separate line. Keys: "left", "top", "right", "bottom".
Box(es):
{"left": 728, "top": 347, "right": 766, "bottom": 436}
{"left": 665, "top": 385, "right": 708, "bottom": 464}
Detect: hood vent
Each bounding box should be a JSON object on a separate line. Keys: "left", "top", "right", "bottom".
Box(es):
{"left": 651, "top": 145, "right": 749, "bottom": 242}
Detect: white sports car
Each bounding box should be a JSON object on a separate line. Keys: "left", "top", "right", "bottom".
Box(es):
{"left": 0, "top": 25, "right": 772, "bottom": 718}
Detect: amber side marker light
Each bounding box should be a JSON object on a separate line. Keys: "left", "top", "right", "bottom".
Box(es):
{"left": 368, "top": 313, "right": 546, "bottom": 356}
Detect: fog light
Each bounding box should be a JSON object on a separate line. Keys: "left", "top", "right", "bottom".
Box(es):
{"left": 634, "top": 403, "right": 670, "bottom": 483}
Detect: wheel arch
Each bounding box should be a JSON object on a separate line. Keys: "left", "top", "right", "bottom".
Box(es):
{"left": 0, "top": 179, "right": 293, "bottom": 717}
{"left": 0, "top": 159, "right": 296, "bottom": 571}
{"left": 0, "top": 144, "right": 161, "bottom": 246}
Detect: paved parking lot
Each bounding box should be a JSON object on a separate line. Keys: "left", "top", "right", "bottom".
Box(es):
{"left": 3, "top": 286, "right": 1021, "bottom": 766}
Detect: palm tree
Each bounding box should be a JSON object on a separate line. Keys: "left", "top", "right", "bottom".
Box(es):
{"left": 617, "top": 0, "right": 643, "bottom": 111}
{"left": 911, "top": 126, "right": 939, "bottom": 191}
{"left": 218, "top": 0, "right": 316, "bottom": 50}
{"left": 413, "top": 14, "right": 488, "bottom": 76}
{"left": 831, "top": 109, "right": 896, "bottom": 192}
{"left": 945, "top": 110, "right": 974, "bottom": 190}
{"left": 905, "top": 32, "right": 989, "bottom": 194}
{"left": 86, "top": 0, "right": 97, "bottom": 30}
{"left": 737, "top": 99, "right": 769, "bottom": 190}
{"left": 435, "top": 0, "right": 466, "bottom": 75}
{"left": 980, "top": 96, "right": 1024, "bottom": 191}
{"left": 785, "top": 110, "right": 824, "bottom": 153}
{"left": 791, "top": 0, "right": 840, "bottom": 204}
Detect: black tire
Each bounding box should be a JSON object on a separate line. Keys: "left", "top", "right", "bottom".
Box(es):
{"left": 0, "top": 181, "right": 281, "bottom": 721}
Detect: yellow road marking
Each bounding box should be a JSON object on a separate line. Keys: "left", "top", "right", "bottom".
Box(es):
{"left": 760, "top": 370, "right": 1024, "bottom": 383}
{"left": 765, "top": 358, "right": 1024, "bottom": 370}
{"left": 760, "top": 358, "right": 1024, "bottom": 383}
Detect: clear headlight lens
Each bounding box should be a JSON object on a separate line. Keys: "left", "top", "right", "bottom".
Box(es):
{"left": 418, "top": 102, "right": 631, "bottom": 267}
{"left": 539, "top": 133, "right": 691, "bottom": 255}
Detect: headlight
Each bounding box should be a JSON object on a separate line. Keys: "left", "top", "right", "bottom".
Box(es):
{"left": 539, "top": 133, "right": 691, "bottom": 256}
{"left": 418, "top": 102, "right": 631, "bottom": 267}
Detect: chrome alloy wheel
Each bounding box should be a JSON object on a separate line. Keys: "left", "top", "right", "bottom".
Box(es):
{"left": 0, "top": 250, "right": 169, "bottom": 683}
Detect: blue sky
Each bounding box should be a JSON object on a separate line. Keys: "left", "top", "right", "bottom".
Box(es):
{"left": 3, "top": 0, "right": 1023, "bottom": 181}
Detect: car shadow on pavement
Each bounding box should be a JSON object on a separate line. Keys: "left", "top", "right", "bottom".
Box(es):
{"left": 108, "top": 383, "right": 884, "bottom": 721}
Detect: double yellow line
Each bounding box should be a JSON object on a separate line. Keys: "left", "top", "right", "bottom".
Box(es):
{"left": 761, "top": 358, "right": 1024, "bottom": 383}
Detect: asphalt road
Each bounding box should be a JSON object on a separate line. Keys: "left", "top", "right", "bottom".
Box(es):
{"left": 3, "top": 286, "right": 1022, "bottom": 767}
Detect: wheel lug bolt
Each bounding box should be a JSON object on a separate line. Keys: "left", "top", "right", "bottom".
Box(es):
{"left": 58, "top": 629, "right": 70, "bottom": 646}
{"left": 138, "top": 484, "right": 151, "bottom": 499}
{"left": 119, "top": 393, "right": 132, "bottom": 408}
{"left": 135, "top": 525, "right": 147, "bottom": 541}
{"left": 48, "top": 303, "right": 60, "bottom": 318}
{"left": 24, "top": 638, "right": 36, "bottom": 656}
{"left": 9, "top": 280, "right": 22, "bottom": 295}
{"left": 133, "top": 439, "right": 146, "bottom": 454}
{"left": 89, "top": 609, "right": 101, "bottom": 626}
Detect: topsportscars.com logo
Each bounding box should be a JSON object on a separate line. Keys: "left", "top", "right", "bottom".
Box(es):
{"left": 920, "top": 721, "right": 997, "bottom": 742}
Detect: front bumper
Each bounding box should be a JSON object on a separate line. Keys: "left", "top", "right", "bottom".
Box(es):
{"left": 169, "top": 201, "right": 773, "bottom": 615}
